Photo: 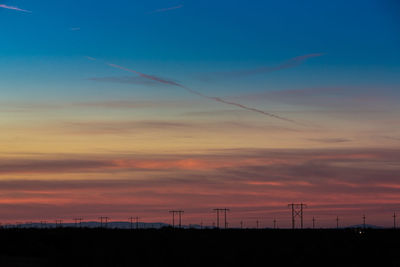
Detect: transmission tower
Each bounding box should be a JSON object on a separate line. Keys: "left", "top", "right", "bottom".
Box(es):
{"left": 169, "top": 210, "right": 184, "bottom": 228}
{"left": 213, "top": 208, "right": 230, "bottom": 229}
{"left": 393, "top": 212, "right": 397, "bottom": 229}
{"left": 336, "top": 216, "right": 339, "bottom": 229}
{"left": 288, "top": 203, "right": 307, "bottom": 229}
{"left": 312, "top": 217, "right": 316, "bottom": 229}
{"left": 273, "top": 218, "right": 277, "bottom": 229}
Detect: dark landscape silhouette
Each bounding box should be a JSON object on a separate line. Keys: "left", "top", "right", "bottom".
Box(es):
{"left": 0, "top": 227, "right": 399, "bottom": 267}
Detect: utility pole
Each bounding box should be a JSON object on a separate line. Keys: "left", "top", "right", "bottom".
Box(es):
{"left": 336, "top": 216, "right": 339, "bottom": 229}
{"left": 273, "top": 219, "right": 277, "bottom": 229}
{"left": 288, "top": 203, "right": 307, "bottom": 229}
{"left": 99, "top": 217, "right": 109, "bottom": 228}
{"left": 178, "top": 211, "right": 183, "bottom": 228}
{"left": 240, "top": 221, "right": 243, "bottom": 229}
{"left": 256, "top": 220, "right": 259, "bottom": 229}
{"left": 213, "top": 208, "right": 230, "bottom": 229}
{"left": 74, "top": 218, "right": 83, "bottom": 228}
{"left": 214, "top": 209, "right": 220, "bottom": 228}
{"left": 169, "top": 210, "right": 184, "bottom": 228}
{"left": 312, "top": 217, "right": 316, "bottom": 229}
{"left": 363, "top": 214, "right": 366, "bottom": 229}
{"left": 393, "top": 212, "right": 397, "bottom": 229}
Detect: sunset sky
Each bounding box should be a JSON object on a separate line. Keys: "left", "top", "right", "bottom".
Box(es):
{"left": 1, "top": 0, "right": 399, "bottom": 227}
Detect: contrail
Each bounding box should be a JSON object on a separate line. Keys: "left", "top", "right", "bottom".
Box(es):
{"left": 247, "top": 53, "right": 324, "bottom": 75}
{"left": 207, "top": 53, "right": 324, "bottom": 79}
{"left": 105, "top": 62, "right": 297, "bottom": 123}
{"left": 149, "top": 4, "right": 183, "bottom": 14}
{"left": 86, "top": 56, "right": 97, "bottom": 61}
{"left": 0, "top": 4, "right": 31, "bottom": 13}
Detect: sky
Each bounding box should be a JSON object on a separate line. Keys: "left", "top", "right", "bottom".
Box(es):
{"left": 0, "top": 0, "right": 399, "bottom": 228}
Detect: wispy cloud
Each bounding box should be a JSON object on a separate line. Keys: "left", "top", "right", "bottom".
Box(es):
{"left": 0, "top": 100, "right": 192, "bottom": 112}
{"left": 307, "top": 138, "right": 352, "bottom": 143}
{"left": 103, "top": 62, "right": 298, "bottom": 124}
{"left": 149, "top": 4, "right": 183, "bottom": 14}
{"left": 69, "top": 27, "right": 81, "bottom": 31}
{"left": 201, "top": 53, "right": 324, "bottom": 81}
{"left": 236, "top": 86, "right": 400, "bottom": 114}
{"left": 85, "top": 56, "right": 97, "bottom": 61}
{"left": 64, "top": 120, "right": 191, "bottom": 134}
{"left": 1, "top": 148, "right": 399, "bottom": 225}
{"left": 88, "top": 76, "right": 162, "bottom": 86}
{"left": 0, "top": 4, "right": 31, "bottom": 13}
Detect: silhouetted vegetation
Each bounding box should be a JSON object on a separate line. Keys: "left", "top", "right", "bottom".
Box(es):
{"left": 0, "top": 228, "right": 399, "bottom": 266}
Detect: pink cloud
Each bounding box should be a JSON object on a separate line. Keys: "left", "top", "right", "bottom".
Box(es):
{"left": 0, "top": 148, "right": 399, "bottom": 226}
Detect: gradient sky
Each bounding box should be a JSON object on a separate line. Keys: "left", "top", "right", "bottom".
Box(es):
{"left": 1, "top": 0, "right": 400, "bottom": 228}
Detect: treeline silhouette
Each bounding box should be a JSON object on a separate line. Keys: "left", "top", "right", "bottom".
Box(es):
{"left": 0, "top": 228, "right": 399, "bottom": 267}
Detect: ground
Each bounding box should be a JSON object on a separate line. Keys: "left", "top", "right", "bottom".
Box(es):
{"left": 0, "top": 228, "right": 398, "bottom": 267}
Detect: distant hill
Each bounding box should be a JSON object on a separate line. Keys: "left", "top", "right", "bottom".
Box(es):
{"left": 3, "top": 221, "right": 209, "bottom": 229}
{"left": 345, "top": 224, "right": 384, "bottom": 229}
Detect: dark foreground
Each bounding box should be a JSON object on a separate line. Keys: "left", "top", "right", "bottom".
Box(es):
{"left": 0, "top": 228, "right": 399, "bottom": 267}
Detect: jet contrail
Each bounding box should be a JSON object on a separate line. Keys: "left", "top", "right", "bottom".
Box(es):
{"left": 105, "top": 62, "right": 297, "bottom": 123}
{"left": 149, "top": 4, "right": 184, "bottom": 14}
{"left": 0, "top": 4, "right": 31, "bottom": 13}
{"left": 86, "top": 56, "right": 97, "bottom": 61}
{"left": 249, "top": 53, "right": 324, "bottom": 75}
{"left": 206, "top": 53, "right": 324, "bottom": 79}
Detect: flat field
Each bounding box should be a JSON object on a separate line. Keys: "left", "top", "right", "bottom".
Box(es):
{"left": 0, "top": 228, "right": 399, "bottom": 267}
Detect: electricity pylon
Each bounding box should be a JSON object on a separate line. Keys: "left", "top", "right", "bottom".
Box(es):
{"left": 288, "top": 203, "right": 307, "bottom": 229}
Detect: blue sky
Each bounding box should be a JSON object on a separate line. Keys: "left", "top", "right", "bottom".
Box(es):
{"left": 1, "top": 0, "right": 399, "bottom": 94}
